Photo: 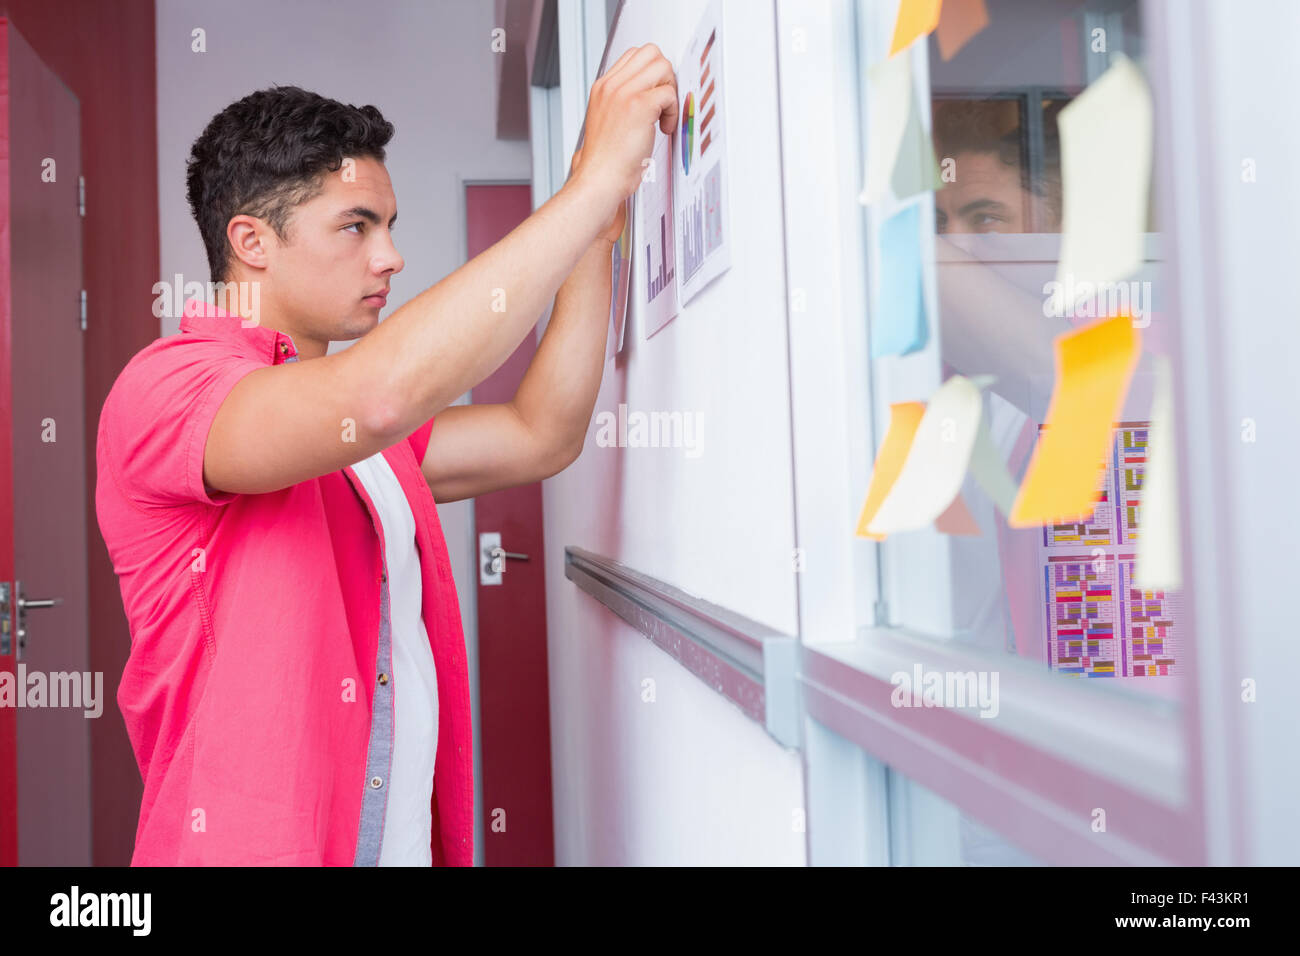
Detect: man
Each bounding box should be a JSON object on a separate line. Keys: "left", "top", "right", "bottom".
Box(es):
{"left": 95, "top": 44, "right": 677, "bottom": 865}
{"left": 928, "top": 96, "right": 1165, "bottom": 674}
{"left": 931, "top": 99, "right": 1062, "bottom": 235}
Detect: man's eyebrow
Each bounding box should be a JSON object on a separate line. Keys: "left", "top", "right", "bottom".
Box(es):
{"left": 335, "top": 206, "right": 398, "bottom": 227}
{"left": 957, "top": 198, "right": 1007, "bottom": 217}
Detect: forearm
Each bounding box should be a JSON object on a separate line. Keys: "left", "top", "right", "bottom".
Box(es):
{"left": 936, "top": 236, "right": 1067, "bottom": 413}
{"left": 511, "top": 236, "right": 617, "bottom": 459}
{"left": 353, "top": 171, "right": 620, "bottom": 436}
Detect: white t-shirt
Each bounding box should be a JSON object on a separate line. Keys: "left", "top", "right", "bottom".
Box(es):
{"left": 350, "top": 450, "right": 439, "bottom": 866}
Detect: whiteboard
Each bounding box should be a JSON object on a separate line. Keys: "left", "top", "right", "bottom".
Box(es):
{"left": 554, "top": 0, "right": 798, "bottom": 637}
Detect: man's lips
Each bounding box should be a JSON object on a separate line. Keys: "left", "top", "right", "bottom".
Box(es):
{"left": 364, "top": 291, "right": 388, "bottom": 306}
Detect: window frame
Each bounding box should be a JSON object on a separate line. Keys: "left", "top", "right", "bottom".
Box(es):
{"left": 782, "top": 0, "right": 1211, "bottom": 866}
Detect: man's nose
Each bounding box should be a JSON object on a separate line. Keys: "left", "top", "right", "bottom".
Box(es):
{"left": 374, "top": 237, "right": 404, "bottom": 275}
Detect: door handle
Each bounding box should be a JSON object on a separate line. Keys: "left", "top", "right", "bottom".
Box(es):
{"left": 20, "top": 597, "right": 61, "bottom": 610}
{"left": 487, "top": 545, "right": 530, "bottom": 575}
{"left": 478, "top": 532, "right": 530, "bottom": 586}
{"left": 1, "top": 580, "right": 63, "bottom": 659}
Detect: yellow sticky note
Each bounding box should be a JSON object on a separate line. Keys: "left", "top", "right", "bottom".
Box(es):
{"left": 1009, "top": 314, "right": 1142, "bottom": 527}
{"left": 936, "top": 0, "right": 988, "bottom": 61}
{"left": 890, "top": 0, "right": 943, "bottom": 56}
{"left": 856, "top": 401, "right": 927, "bottom": 541}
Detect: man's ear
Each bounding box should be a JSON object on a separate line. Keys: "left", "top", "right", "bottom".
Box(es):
{"left": 227, "top": 214, "right": 272, "bottom": 272}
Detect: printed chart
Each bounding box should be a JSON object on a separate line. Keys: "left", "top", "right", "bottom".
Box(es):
{"left": 673, "top": 0, "right": 731, "bottom": 305}
{"left": 1037, "top": 421, "right": 1182, "bottom": 680}
{"left": 637, "top": 128, "right": 679, "bottom": 337}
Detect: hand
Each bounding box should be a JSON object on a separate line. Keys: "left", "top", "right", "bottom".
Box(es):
{"left": 570, "top": 43, "right": 678, "bottom": 232}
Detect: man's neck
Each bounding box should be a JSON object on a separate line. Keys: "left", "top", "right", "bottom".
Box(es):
{"left": 216, "top": 281, "right": 328, "bottom": 359}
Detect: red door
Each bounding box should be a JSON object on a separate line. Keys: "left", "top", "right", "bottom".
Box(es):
{"left": 466, "top": 183, "right": 555, "bottom": 866}
{"left": 0, "top": 19, "right": 88, "bottom": 866}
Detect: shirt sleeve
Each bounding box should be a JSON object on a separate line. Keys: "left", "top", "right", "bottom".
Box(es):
{"left": 100, "top": 342, "right": 266, "bottom": 509}
{"left": 406, "top": 415, "right": 437, "bottom": 465}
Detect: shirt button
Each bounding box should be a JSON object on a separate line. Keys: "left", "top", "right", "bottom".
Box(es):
{"left": 378, "top": 673, "right": 389, "bottom": 684}
{"left": 380, "top": 571, "right": 387, "bottom": 583}
{"left": 278, "top": 342, "right": 288, "bottom": 354}
{"left": 370, "top": 776, "right": 383, "bottom": 789}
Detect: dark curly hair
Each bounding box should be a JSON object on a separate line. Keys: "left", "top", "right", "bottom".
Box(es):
{"left": 185, "top": 85, "right": 395, "bottom": 283}
{"left": 932, "top": 97, "right": 1063, "bottom": 230}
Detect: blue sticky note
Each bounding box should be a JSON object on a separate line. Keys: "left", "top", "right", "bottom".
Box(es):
{"left": 871, "top": 203, "right": 929, "bottom": 357}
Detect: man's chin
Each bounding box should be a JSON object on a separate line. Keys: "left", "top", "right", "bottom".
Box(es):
{"left": 338, "top": 312, "right": 381, "bottom": 339}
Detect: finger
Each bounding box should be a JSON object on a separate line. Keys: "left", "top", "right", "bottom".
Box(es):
{"left": 623, "top": 42, "right": 666, "bottom": 73}
{"left": 603, "top": 43, "right": 655, "bottom": 89}
{"left": 640, "top": 83, "right": 679, "bottom": 136}
{"left": 598, "top": 44, "right": 639, "bottom": 83}
{"left": 621, "top": 56, "right": 678, "bottom": 129}
{"left": 656, "top": 81, "right": 679, "bottom": 135}
{"left": 605, "top": 44, "right": 668, "bottom": 96}
{"left": 624, "top": 56, "right": 676, "bottom": 97}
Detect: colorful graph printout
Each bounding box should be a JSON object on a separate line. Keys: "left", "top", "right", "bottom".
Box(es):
{"left": 673, "top": 0, "right": 732, "bottom": 305}
{"left": 638, "top": 128, "right": 680, "bottom": 337}
{"left": 1037, "top": 421, "right": 1180, "bottom": 680}
{"left": 1118, "top": 556, "right": 1181, "bottom": 677}
{"left": 1043, "top": 554, "right": 1121, "bottom": 677}
{"left": 1115, "top": 423, "right": 1148, "bottom": 544}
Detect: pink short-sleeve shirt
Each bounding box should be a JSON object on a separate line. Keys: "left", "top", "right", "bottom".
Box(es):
{"left": 95, "top": 297, "right": 473, "bottom": 865}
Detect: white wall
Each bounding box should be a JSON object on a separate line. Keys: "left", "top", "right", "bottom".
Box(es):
{"left": 538, "top": 0, "right": 806, "bottom": 865}
{"left": 156, "top": 0, "right": 535, "bottom": 866}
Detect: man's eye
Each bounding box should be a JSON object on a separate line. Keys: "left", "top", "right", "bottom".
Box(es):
{"left": 344, "top": 222, "right": 364, "bottom": 233}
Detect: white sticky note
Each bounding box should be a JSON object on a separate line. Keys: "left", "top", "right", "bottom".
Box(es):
{"left": 867, "top": 375, "right": 982, "bottom": 534}
{"left": 858, "top": 48, "right": 914, "bottom": 206}
{"left": 1135, "top": 355, "right": 1181, "bottom": 589}
{"left": 1052, "top": 54, "right": 1153, "bottom": 313}
{"left": 969, "top": 413, "right": 1019, "bottom": 516}
{"left": 891, "top": 84, "right": 943, "bottom": 202}
{"left": 963, "top": 373, "right": 1019, "bottom": 514}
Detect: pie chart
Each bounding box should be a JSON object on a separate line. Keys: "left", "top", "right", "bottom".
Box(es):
{"left": 680, "top": 91, "right": 695, "bottom": 175}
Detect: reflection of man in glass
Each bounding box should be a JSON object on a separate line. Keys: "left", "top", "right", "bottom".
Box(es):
{"left": 932, "top": 101, "right": 1062, "bottom": 234}
{"left": 929, "top": 101, "right": 1070, "bottom": 665}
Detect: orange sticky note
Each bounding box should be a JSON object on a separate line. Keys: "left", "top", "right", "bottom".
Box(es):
{"left": 936, "top": 0, "right": 988, "bottom": 61}
{"left": 934, "top": 492, "right": 981, "bottom": 535}
{"left": 889, "top": 0, "right": 943, "bottom": 56}
{"left": 1009, "top": 314, "right": 1142, "bottom": 527}
{"left": 856, "top": 401, "right": 927, "bottom": 541}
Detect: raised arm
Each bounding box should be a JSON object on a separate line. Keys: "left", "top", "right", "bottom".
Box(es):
{"left": 203, "top": 43, "right": 676, "bottom": 497}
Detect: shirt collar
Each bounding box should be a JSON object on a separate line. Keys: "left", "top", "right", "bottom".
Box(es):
{"left": 179, "top": 297, "right": 300, "bottom": 364}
